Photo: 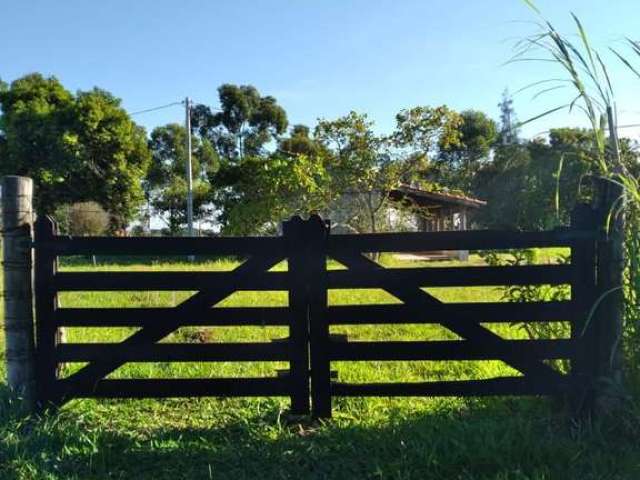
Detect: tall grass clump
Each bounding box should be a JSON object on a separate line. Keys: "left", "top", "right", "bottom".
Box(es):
{"left": 481, "top": 249, "right": 570, "bottom": 344}
{"left": 613, "top": 38, "right": 640, "bottom": 392}
{"left": 517, "top": 2, "right": 640, "bottom": 389}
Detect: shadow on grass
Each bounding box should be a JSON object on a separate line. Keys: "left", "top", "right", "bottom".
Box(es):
{"left": 2, "top": 391, "right": 638, "bottom": 480}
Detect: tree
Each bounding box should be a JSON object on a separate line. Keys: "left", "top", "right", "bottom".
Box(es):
{"left": 212, "top": 153, "right": 328, "bottom": 235}
{"left": 278, "top": 124, "right": 321, "bottom": 158}
{"left": 0, "top": 74, "right": 151, "bottom": 231}
{"left": 471, "top": 127, "right": 640, "bottom": 230}
{"left": 315, "top": 111, "right": 410, "bottom": 233}
{"left": 390, "top": 105, "right": 463, "bottom": 189}
{"left": 71, "top": 88, "right": 151, "bottom": 232}
{"left": 0, "top": 74, "right": 77, "bottom": 211}
{"left": 68, "top": 201, "right": 110, "bottom": 236}
{"left": 436, "top": 110, "right": 497, "bottom": 190}
{"left": 391, "top": 106, "right": 462, "bottom": 157}
{"left": 497, "top": 88, "right": 519, "bottom": 145}
{"left": 472, "top": 143, "right": 534, "bottom": 229}
{"left": 192, "top": 84, "right": 291, "bottom": 233}
{"left": 192, "top": 84, "right": 288, "bottom": 160}
{"left": 313, "top": 107, "right": 464, "bottom": 234}
{"left": 147, "top": 123, "right": 218, "bottom": 235}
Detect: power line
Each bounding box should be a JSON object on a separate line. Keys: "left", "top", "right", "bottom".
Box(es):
{"left": 129, "top": 100, "right": 223, "bottom": 117}
{"left": 130, "top": 101, "right": 183, "bottom": 116}
{"left": 128, "top": 98, "right": 198, "bottom": 246}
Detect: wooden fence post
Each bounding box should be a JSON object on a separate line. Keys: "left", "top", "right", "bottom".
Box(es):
{"left": 34, "top": 216, "right": 59, "bottom": 407}
{"left": 306, "top": 215, "right": 331, "bottom": 418}
{"left": 592, "top": 176, "right": 626, "bottom": 409}
{"left": 570, "top": 203, "right": 599, "bottom": 412}
{"left": 1, "top": 175, "right": 36, "bottom": 411}
{"left": 283, "top": 216, "right": 310, "bottom": 415}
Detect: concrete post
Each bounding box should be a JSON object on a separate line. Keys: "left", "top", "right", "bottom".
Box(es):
{"left": 1, "top": 176, "right": 36, "bottom": 411}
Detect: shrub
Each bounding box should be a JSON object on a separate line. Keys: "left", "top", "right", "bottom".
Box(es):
{"left": 67, "top": 201, "right": 110, "bottom": 236}
{"left": 480, "top": 248, "right": 571, "bottom": 371}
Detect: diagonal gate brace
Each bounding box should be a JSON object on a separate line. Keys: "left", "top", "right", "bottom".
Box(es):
{"left": 59, "top": 254, "right": 284, "bottom": 399}
{"left": 330, "top": 251, "right": 564, "bottom": 385}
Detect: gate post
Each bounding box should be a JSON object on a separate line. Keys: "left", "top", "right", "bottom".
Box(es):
{"left": 34, "top": 216, "right": 59, "bottom": 407}
{"left": 306, "top": 215, "right": 331, "bottom": 418}
{"left": 592, "top": 176, "right": 626, "bottom": 409}
{"left": 1, "top": 176, "right": 36, "bottom": 412}
{"left": 283, "top": 216, "right": 311, "bottom": 415}
{"left": 569, "top": 203, "right": 599, "bottom": 412}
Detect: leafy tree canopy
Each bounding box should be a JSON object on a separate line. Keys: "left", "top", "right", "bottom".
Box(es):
{"left": 391, "top": 105, "right": 462, "bottom": 156}
{"left": 191, "top": 84, "right": 288, "bottom": 160}
{"left": 472, "top": 127, "right": 639, "bottom": 230}
{"left": 71, "top": 88, "right": 151, "bottom": 231}
{"left": 0, "top": 74, "right": 151, "bottom": 231}
{"left": 435, "top": 109, "right": 497, "bottom": 190}
{"left": 0, "top": 74, "right": 77, "bottom": 210}
{"left": 278, "top": 124, "right": 321, "bottom": 158}
{"left": 147, "top": 123, "right": 218, "bottom": 234}
{"left": 212, "top": 153, "right": 328, "bottom": 235}
{"left": 315, "top": 112, "right": 386, "bottom": 192}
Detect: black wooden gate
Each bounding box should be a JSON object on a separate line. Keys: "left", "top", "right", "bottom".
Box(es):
{"left": 33, "top": 210, "right": 602, "bottom": 418}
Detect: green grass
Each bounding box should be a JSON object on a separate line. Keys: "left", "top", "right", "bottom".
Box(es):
{"left": 1, "top": 253, "right": 639, "bottom": 479}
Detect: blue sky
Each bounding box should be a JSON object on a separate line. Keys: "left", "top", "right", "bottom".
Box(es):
{"left": 2, "top": 0, "right": 639, "bottom": 139}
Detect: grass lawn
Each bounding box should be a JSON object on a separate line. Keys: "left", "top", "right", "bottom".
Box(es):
{"left": 1, "top": 252, "right": 639, "bottom": 479}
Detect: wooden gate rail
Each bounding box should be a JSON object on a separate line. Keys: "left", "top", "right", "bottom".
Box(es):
{"left": 34, "top": 216, "right": 311, "bottom": 414}
{"left": 33, "top": 212, "right": 603, "bottom": 418}
{"left": 311, "top": 222, "right": 602, "bottom": 417}
{"left": 326, "top": 264, "right": 571, "bottom": 287}
{"left": 52, "top": 271, "right": 289, "bottom": 291}
{"left": 326, "top": 302, "right": 574, "bottom": 324}
{"left": 325, "top": 228, "right": 598, "bottom": 251}
{"left": 35, "top": 234, "right": 286, "bottom": 256}
{"left": 57, "top": 378, "right": 292, "bottom": 398}
{"left": 55, "top": 307, "right": 290, "bottom": 327}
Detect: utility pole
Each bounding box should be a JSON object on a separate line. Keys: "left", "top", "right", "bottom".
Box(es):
{"left": 184, "top": 97, "right": 194, "bottom": 237}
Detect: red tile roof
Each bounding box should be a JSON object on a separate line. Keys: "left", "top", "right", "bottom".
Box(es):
{"left": 391, "top": 184, "right": 487, "bottom": 209}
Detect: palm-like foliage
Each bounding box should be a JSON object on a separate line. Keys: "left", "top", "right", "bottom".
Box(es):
{"left": 513, "top": 10, "right": 617, "bottom": 173}
{"left": 517, "top": 2, "right": 640, "bottom": 381}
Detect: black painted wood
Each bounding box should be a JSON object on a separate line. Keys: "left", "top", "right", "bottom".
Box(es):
{"left": 56, "top": 307, "right": 290, "bottom": 327}
{"left": 570, "top": 204, "right": 599, "bottom": 410}
{"left": 57, "top": 342, "right": 290, "bottom": 362}
{"left": 328, "top": 339, "right": 575, "bottom": 361}
{"left": 34, "top": 216, "right": 59, "bottom": 407}
{"left": 327, "top": 228, "right": 600, "bottom": 253}
{"left": 40, "top": 235, "right": 285, "bottom": 256}
{"left": 53, "top": 270, "right": 288, "bottom": 291}
{"left": 30, "top": 215, "right": 599, "bottom": 415}
{"left": 306, "top": 216, "right": 332, "bottom": 419}
{"left": 326, "top": 301, "right": 574, "bottom": 324}
{"left": 283, "top": 216, "right": 311, "bottom": 415}
{"left": 57, "top": 377, "right": 291, "bottom": 398}
{"left": 327, "top": 264, "right": 571, "bottom": 288}
{"left": 331, "top": 376, "right": 571, "bottom": 397}
{"left": 330, "top": 251, "right": 564, "bottom": 383}
{"left": 62, "top": 254, "right": 285, "bottom": 389}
